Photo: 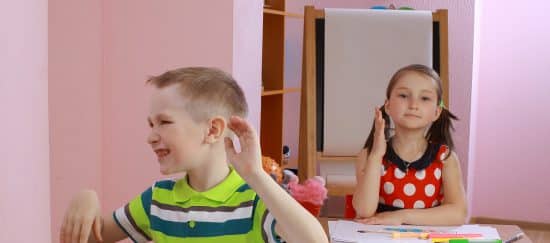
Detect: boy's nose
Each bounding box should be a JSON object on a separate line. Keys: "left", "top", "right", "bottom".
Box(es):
{"left": 147, "top": 131, "right": 160, "bottom": 145}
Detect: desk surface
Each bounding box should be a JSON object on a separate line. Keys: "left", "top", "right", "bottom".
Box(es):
{"left": 318, "top": 217, "right": 532, "bottom": 243}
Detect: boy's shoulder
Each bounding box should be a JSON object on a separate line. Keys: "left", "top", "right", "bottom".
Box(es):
{"left": 147, "top": 172, "right": 259, "bottom": 205}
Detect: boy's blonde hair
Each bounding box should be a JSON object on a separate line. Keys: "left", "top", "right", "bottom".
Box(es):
{"left": 147, "top": 67, "right": 248, "bottom": 123}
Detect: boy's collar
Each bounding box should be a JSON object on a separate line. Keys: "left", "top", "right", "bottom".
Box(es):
{"left": 173, "top": 167, "right": 244, "bottom": 203}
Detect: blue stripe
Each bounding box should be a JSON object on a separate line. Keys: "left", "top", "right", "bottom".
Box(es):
{"left": 155, "top": 180, "right": 176, "bottom": 190}
{"left": 150, "top": 215, "right": 253, "bottom": 237}
{"left": 141, "top": 187, "right": 152, "bottom": 216}
{"left": 271, "top": 219, "right": 281, "bottom": 243}
{"left": 251, "top": 195, "right": 260, "bottom": 221}
{"left": 236, "top": 183, "right": 251, "bottom": 192}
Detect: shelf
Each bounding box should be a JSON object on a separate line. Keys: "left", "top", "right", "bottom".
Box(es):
{"left": 317, "top": 152, "right": 357, "bottom": 161}
{"left": 261, "top": 87, "right": 301, "bottom": 96}
{"left": 263, "top": 8, "right": 303, "bottom": 18}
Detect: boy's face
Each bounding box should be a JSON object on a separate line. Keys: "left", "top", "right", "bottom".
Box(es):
{"left": 147, "top": 84, "right": 207, "bottom": 175}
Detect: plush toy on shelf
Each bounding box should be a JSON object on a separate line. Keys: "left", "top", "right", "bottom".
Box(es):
{"left": 261, "top": 156, "right": 283, "bottom": 183}
{"left": 283, "top": 170, "right": 328, "bottom": 216}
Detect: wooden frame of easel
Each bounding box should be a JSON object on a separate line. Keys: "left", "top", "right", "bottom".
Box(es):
{"left": 297, "top": 6, "right": 449, "bottom": 195}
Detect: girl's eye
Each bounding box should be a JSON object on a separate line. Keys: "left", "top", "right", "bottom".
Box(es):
{"left": 421, "top": 97, "right": 432, "bottom": 101}
{"left": 398, "top": 94, "right": 407, "bottom": 98}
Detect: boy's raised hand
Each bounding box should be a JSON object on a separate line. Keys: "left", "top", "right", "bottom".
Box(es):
{"left": 369, "top": 107, "right": 387, "bottom": 159}
{"left": 224, "top": 116, "right": 263, "bottom": 179}
{"left": 60, "top": 190, "right": 103, "bottom": 243}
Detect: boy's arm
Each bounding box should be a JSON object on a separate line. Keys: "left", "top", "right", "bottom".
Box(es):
{"left": 246, "top": 169, "right": 328, "bottom": 243}
{"left": 225, "top": 116, "right": 328, "bottom": 243}
{"left": 87, "top": 216, "right": 127, "bottom": 243}
{"left": 358, "top": 152, "right": 468, "bottom": 226}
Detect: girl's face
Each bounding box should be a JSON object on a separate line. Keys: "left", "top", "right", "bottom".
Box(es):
{"left": 385, "top": 71, "right": 442, "bottom": 131}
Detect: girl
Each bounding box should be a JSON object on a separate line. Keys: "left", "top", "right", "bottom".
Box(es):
{"left": 353, "top": 64, "right": 467, "bottom": 225}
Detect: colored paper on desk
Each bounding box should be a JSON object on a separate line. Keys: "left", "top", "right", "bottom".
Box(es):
{"left": 328, "top": 220, "right": 501, "bottom": 243}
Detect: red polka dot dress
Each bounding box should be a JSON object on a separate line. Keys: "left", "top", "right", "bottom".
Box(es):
{"left": 377, "top": 143, "right": 448, "bottom": 212}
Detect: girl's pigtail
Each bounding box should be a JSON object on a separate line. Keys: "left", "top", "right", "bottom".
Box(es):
{"left": 363, "top": 106, "right": 391, "bottom": 152}
{"left": 426, "top": 107, "right": 458, "bottom": 159}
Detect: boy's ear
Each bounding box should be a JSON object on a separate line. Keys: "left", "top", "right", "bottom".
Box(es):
{"left": 204, "top": 116, "right": 226, "bottom": 144}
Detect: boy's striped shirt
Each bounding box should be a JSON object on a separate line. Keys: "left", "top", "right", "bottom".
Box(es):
{"left": 113, "top": 168, "right": 279, "bottom": 243}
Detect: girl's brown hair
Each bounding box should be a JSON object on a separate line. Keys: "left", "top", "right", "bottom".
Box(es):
{"left": 363, "top": 64, "right": 458, "bottom": 158}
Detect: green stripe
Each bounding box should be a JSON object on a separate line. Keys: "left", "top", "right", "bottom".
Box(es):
{"left": 150, "top": 229, "right": 250, "bottom": 243}
{"left": 152, "top": 187, "right": 257, "bottom": 207}
{"left": 150, "top": 215, "right": 253, "bottom": 237}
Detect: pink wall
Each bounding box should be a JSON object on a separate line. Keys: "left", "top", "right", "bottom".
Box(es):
{"left": 283, "top": 1, "right": 475, "bottom": 186}
{"left": 471, "top": 0, "right": 550, "bottom": 223}
{"left": 48, "top": 1, "right": 103, "bottom": 242}
{"left": 0, "top": 0, "right": 51, "bottom": 242}
{"left": 233, "top": 0, "right": 263, "bottom": 131}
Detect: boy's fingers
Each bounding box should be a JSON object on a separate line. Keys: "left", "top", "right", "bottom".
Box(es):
{"left": 60, "top": 216, "right": 67, "bottom": 243}
{"left": 79, "top": 217, "right": 93, "bottom": 243}
{"left": 224, "top": 137, "right": 236, "bottom": 156}
{"left": 93, "top": 216, "right": 103, "bottom": 242}
{"left": 64, "top": 218, "right": 74, "bottom": 243}
{"left": 71, "top": 221, "right": 82, "bottom": 243}
{"left": 229, "top": 116, "right": 253, "bottom": 138}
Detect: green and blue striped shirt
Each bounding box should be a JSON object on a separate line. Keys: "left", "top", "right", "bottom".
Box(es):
{"left": 113, "top": 168, "right": 279, "bottom": 242}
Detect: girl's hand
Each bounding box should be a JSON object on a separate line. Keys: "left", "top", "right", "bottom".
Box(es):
{"left": 60, "top": 190, "right": 103, "bottom": 243}
{"left": 224, "top": 116, "right": 263, "bottom": 180}
{"left": 369, "top": 107, "right": 386, "bottom": 159}
{"left": 356, "top": 210, "right": 405, "bottom": 225}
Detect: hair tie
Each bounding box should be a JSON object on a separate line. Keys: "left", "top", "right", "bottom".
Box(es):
{"left": 439, "top": 100, "right": 445, "bottom": 108}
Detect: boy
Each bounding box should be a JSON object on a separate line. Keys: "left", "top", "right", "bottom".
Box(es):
{"left": 60, "top": 67, "right": 328, "bottom": 243}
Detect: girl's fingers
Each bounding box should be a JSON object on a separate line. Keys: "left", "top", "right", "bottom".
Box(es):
{"left": 355, "top": 217, "right": 376, "bottom": 224}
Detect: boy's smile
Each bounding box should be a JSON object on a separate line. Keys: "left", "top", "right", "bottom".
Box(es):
{"left": 154, "top": 148, "right": 170, "bottom": 160}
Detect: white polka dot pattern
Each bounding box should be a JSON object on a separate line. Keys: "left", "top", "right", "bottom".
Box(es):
{"left": 413, "top": 200, "right": 425, "bottom": 208}
{"left": 434, "top": 168, "right": 442, "bottom": 180}
{"left": 425, "top": 184, "right": 435, "bottom": 197}
{"left": 392, "top": 199, "right": 404, "bottom": 208}
{"left": 394, "top": 168, "right": 406, "bottom": 179}
{"left": 403, "top": 183, "right": 416, "bottom": 196}
{"left": 384, "top": 182, "right": 394, "bottom": 194}
{"left": 415, "top": 169, "right": 426, "bottom": 180}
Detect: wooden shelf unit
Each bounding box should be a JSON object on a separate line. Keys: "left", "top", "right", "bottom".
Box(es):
{"left": 260, "top": 0, "right": 301, "bottom": 165}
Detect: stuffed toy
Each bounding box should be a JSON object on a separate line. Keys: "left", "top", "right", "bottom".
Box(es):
{"left": 261, "top": 156, "right": 283, "bottom": 183}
